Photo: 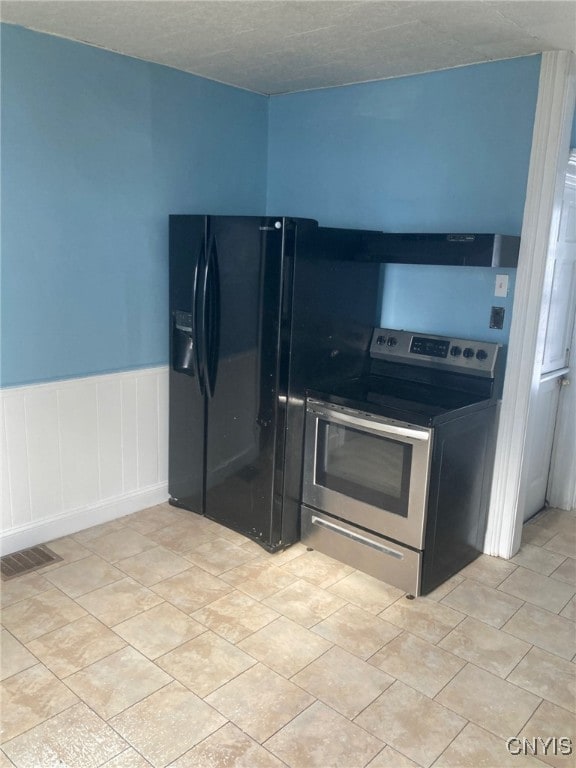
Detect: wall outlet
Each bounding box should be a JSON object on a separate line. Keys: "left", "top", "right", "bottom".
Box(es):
{"left": 490, "top": 306, "right": 505, "bottom": 329}
{"left": 495, "top": 274, "right": 509, "bottom": 297}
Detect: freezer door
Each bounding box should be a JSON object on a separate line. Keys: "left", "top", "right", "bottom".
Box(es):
{"left": 204, "top": 216, "right": 289, "bottom": 547}
{"left": 168, "top": 215, "right": 207, "bottom": 514}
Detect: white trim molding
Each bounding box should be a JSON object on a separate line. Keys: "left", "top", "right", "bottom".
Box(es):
{"left": 0, "top": 366, "right": 169, "bottom": 554}
{"left": 485, "top": 51, "right": 576, "bottom": 558}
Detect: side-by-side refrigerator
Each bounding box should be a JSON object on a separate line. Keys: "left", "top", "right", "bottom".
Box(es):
{"left": 168, "top": 215, "right": 318, "bottom": 550}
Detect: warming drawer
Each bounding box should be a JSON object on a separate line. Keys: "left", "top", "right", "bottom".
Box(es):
{"left": 301, "top": 505, "right": 421, "bottom": 595}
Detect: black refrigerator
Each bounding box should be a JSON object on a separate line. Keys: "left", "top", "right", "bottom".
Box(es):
{"left": 168, "top": 215, "right": 319, "bottom": 551}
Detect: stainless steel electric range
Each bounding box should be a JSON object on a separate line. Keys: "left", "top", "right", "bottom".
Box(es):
{"left": 301, "top": 327, "right": 502, "bottom": 596}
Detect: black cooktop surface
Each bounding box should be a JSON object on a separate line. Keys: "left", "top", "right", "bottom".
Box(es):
{"left": 307, "top": 374, "right": 496, "bottom": 427}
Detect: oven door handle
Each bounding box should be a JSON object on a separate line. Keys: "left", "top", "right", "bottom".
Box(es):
{"left": 308, "top": 407, "right": 431, "bottom": 441}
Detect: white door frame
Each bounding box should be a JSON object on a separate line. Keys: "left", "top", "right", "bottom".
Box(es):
{"left": 485, "top": 51, "right": 576, "bottom": 559}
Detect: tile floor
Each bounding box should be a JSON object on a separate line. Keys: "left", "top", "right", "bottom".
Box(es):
{"left": 1, "top": 504, "right": 575, "bottom": 768}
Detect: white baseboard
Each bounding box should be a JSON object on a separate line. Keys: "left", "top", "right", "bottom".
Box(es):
{"left": 0, "top": 483, "right": 169, "bottom": 555}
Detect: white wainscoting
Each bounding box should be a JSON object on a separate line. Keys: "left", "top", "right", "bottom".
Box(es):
{"left": 0, "top": 366, "right": 170, "bottom": 555}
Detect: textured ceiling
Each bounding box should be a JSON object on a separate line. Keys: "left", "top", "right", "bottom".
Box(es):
{"left": 1, "top": 1, "right": 575, "bottom": 94}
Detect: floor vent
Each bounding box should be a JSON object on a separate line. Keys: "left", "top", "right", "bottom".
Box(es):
{"left": 1, "top": 545, "right": 63, "bottom": 581}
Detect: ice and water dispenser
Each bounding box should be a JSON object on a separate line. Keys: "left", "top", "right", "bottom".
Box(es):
{"left": 172, "top": 310, "right": 195, "bottom": 375}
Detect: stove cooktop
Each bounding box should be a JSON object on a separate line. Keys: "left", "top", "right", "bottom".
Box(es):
{"left": 307, "top": 376, "right": 495, "bottom": 427}
{"left": 307, "top": 328, "right": 501, "bottom": 427}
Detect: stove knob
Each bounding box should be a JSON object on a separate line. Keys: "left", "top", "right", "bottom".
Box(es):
{"left": 476, "top": 349, "right": 488, "bottom": 360}
{"left": 450, "top": 346, "right": 462, "bottom": 357}
{"left": 463, "top": 347, "right": 475, "bottom": 358}
{"left": 376, "top": 335, "right": 386, "bottom": 345}
{"left": 387, "top": 337, "right": 398, "bottom": 347}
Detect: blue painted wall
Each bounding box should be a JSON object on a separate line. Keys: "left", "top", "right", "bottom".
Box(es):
{"left": 380, "top": 265, "right": 516, "bottom": 345}
{"left": 267, "top": 57, "right": 540, "bottom": 233}
{"left": 2, "top": 25, "right": 543, "bottom": 387}
{"left": 0, "top": 24, "right": 268, "bottom": 387}
{"left": 267, "top": 57, "right": 540, "bottom": 344}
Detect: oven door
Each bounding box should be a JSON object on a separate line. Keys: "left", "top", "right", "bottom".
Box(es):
{"left": 303, "top": 399, "right": 433, "bottom": 550}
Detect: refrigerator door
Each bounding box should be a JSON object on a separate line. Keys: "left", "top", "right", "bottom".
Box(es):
{"left": 168, "top": 215, "right": 207, "bottom": 513}
{"left": 204, "top": 216, "right": 288, "bottom": 547}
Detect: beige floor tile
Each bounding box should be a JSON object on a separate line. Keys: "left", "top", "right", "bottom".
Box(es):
{"left": 436, "top": 663, "right": 541, "bottom": 739}
{"left": 27, "top": 615, "right": 126, "bottom": 677}
{"left": 0, "top": 630, "right": 37, "bottom": 680}
{"left": 521, "top": 523, "right": 556, "bottom": 547}
{"left": 519, "top": 701, "right": 576, "bottom": 768}
{"left": 560, "top": 595, "right": 576, "bottom": 620}
{"left": 112, "top": 603, "right": 205, "bottom": 659}
{"left": 0, "top": 588, "right": 86, "bottom": 643}
{"left": 115, "top": 546, "right": 191, "bottom": 586}
{"left": 507, "top": 646, "right": 576, "bottom": 712}
{"left": 439, "top": 615, "right": 531, "bottom": 677}
{"left": 238, "top": 537, "right": 269, "bottom": 556}
{"left": 280, "top": 549, "right": 355, "bottom": 588}
{"left": 263, "top": 579, "right": 346, "bottom": 628}
{"left": 0, "top": 664, "right": 78, "bottom": 742}
{"left": 433, "top": 722, "right": 545, "bottom": 768}
{"left": 157, "top": 630, "right": 256, "bottom": 697}
{"left": 171, "top": 722, "right": 284, "bottom": 768}
{"left": 0, "top": 573, "right": 53, "bottom": 609}
{"left": 146, "top": 523, "right": 215, "bottom": 554}
{"left": 265, "top": 700, "right": 383, "bottom": 768}
{"left": 0, "top": 751, "right": 15, "bottom": 768}
{"left": 498, "top": 566, "right": 575, "bottom": 613}
{"left": 2, "top": 702, "right": 126, "bottom": 768}
{"left": 76, "top": 577, "right": 163, "bottom": 626}
{"left": 205, "top": 664, "right": 314, "bottom": 743}
{"left": 219, "top": 559, "right": 297, "bottom": 600}
{"left": 551, "top": 557, "right": 576, "bottom": 585}
{"left": 151, "top": 567, "right": 232, "bottom": 613}
{"left": 65, "top": 646, "right": 171, "bottom": 719}
{"left": 102, "top": 749, "right": 154, "bottom": 767}
{"left": 211, "top": 524, "right": 255, "bottom": 546}
{"left": 311, "top": 603, "right": 401, "bottom": 660}
{"left": 543, "top": 530, "right": 576, "bottom": 558}
{"left": 424, "top": 573, "right": 464, "bottom": 602}
{"left": 184, "top": 538, "right": 259, "bottom": 576}
{"left": 355, "top": 680, "right": 466, "bottom": 768}
{"left": 110, "top": 681, "right": 225, "bottom": 767}
{"left": 44, "top": 555, "right": 124, "bottom": 597}
{"left": 503, "top": 602, "right": 576, "bottom": 660}
{"left": 458, "top": 554, "right": 517, "bottom": 588}
{"left": 533, "top": 508, "right": 576, "bottom": 538}
{"left": 511, "top": 543, "right": 567, "bottom": 576}
{"left": 237, "top": 616, "right": 331, "bottom": 678}
{"left": 72, "top": 519, "right": 127, "bottom": 544}
{"left": 370, "top": 632, "right": 464, "bottom": 697}
{"left": 43, "top": 535, "right": 93, "bottom": 566}
{"left": 380, "top": 596, "right": 465, "bottom": 643}
{"left": 441, "top": 579, "right": 523, "bottom": 628}
{"left": 265, "top": 542, "right": 308, "bottom": 566}
{"left": 328, "top": 570, "right": 404, "bottom": 614}
{"left": 83, "top": 528, "right": 157, "bottom": 563}
{"left": 292, "top": 645, "right": 393, "bottom": 718}
{"left": 192, "top": 590, "right": 278, "bottom": 643}
{"left": 367, "top": 746, "right": 420, "bottom": 768}
{"left": 122, "top": 504, "right": 187, "bottom": 534}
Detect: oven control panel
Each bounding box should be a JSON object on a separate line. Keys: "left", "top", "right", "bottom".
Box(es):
{"left": 370, "top": 328, "right": 499, "bottom": 376}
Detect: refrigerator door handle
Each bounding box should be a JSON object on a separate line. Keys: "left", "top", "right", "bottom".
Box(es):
{"left": 204, "top": 235, "right": 221, "bottom": 399}
{"left": 193, "top": 237, "right": 207, "bottom": 397}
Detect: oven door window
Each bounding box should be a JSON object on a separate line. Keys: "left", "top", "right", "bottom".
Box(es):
{"left": 315, "top": 419, "right": 412, "bottom": 517}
